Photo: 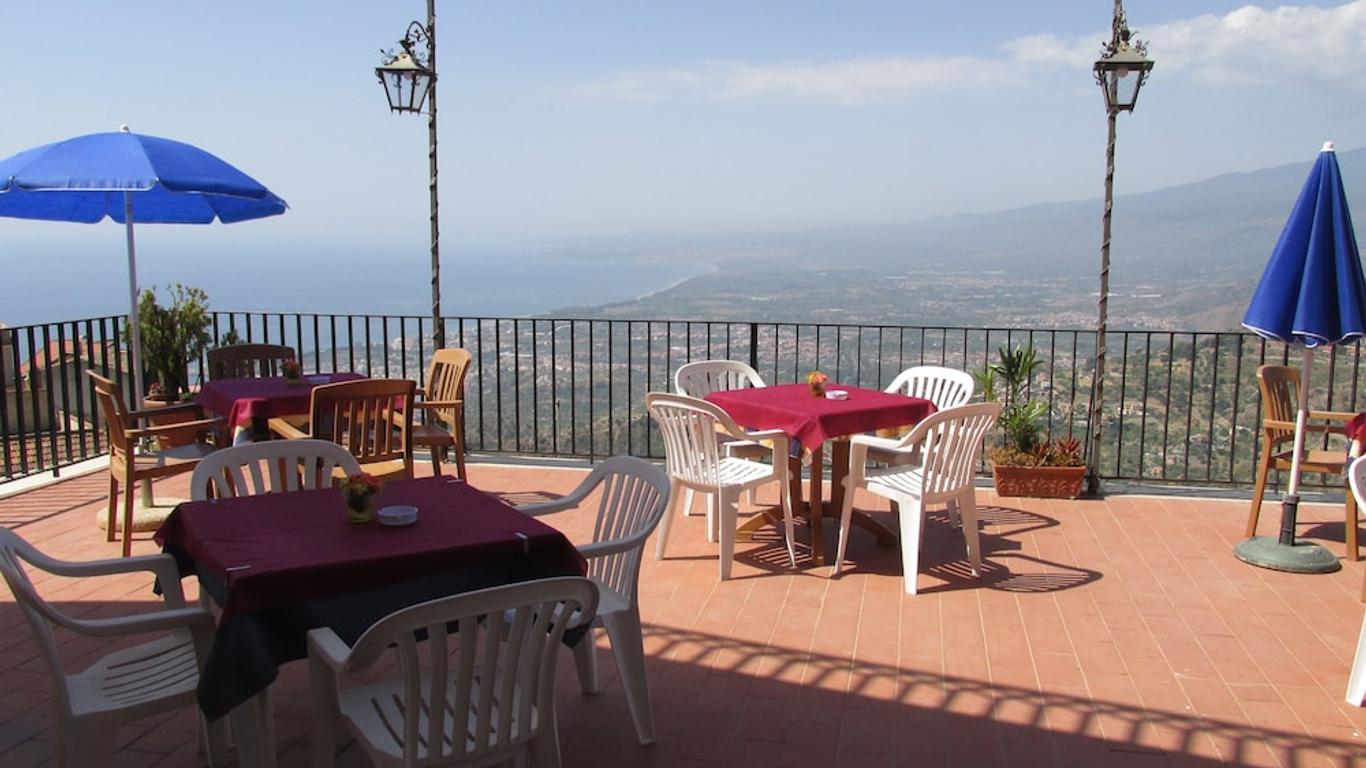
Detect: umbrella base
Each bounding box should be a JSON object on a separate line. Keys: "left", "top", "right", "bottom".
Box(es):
{"left": 1234, "top": 536, "right": 1342, "bottom": 574}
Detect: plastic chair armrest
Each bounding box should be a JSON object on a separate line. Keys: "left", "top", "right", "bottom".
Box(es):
{"left": 307, "top": 626, "right": 353, "bottom": 672}
{"left": 34, "top": 550, "right": 183, "bottom": 585}
{"left": 66, "top": 606, "right": 214, "bottom": 638}
{"left": 578, "top": 537, "right": 643, "bottom": 561}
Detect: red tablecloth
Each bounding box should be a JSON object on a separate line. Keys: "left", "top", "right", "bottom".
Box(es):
{"left": 1349, "top": 413, "right": 1366, "bottom": 445}
{"left": 197, "top": 372, "right": 365, "bottom": 430}
{"left": 155, "top": 476, "right": 587, "bottom": 624}
{"left": 706, "top": 383, "right": 935, "bottom": 447}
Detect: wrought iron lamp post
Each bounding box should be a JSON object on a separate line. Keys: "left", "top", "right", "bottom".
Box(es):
{"left": 376, "top": 0, "right": 444, "bottom": 350}
{"left": 1086, "top": 0, "right": 1154, "bottom": 494}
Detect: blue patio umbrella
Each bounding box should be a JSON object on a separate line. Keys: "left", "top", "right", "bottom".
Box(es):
{"left": 0, "top": 126, "right": 287, "bottom": 400}
{"left": 1239, "top": 141, "right": 1366, "bottom": 573}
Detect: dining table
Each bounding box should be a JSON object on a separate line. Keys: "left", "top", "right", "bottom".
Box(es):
{"left": 196, "top": 371, "right": 365, "bottom": 444}
{"left": 154, "top": 475, "right": 588, "bottom": 768}
{"left": 706, "top": 383, "right": 936, "bottom": 566}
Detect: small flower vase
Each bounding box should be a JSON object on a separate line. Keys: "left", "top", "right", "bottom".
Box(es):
{"left": 809, "top": 381, "right": 826, "bottom": 398}
{"left": 344, "top": 491, "right": 376, "bottom": 524}
{"left": 284, "top": 374, "right": 301, "bottom": 387}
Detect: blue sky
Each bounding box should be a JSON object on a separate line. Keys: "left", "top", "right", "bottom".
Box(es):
{"left": 4, "top": 1, "right": 1366, "bottom": 317}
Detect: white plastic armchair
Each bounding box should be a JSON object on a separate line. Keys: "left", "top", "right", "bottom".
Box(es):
{"left": 864, "top": 366, "right": 976, "bottom": 468}
{"left": 836, "top": 402, "right": 1000, "bottom": 594}
{"left": 1346, "top": 455, "right": 1366, "bottom": 705}
{"left": 674, "top": 359, "right": 765, "bottom": 396}
{"left": 190, "top": 439, "right": 362, "bottom": 501}
{"left": 516, "top": 456, "right": 671, "bottom": 744}
{"left": 674, "top": 359, "right": 771, "bottom": 511}
{"left": 646, "top": 392, "right": 796, "bottom": 579}
{"left": 0, "top": 526, "right": 224, "bottom": 768}
{"left": 307, "top": 577, "right": 598, "bottom": 768}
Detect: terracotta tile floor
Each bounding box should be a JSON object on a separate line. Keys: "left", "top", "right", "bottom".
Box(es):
{"left": 2, "top": 461, "right": 1366, "bottom": 767}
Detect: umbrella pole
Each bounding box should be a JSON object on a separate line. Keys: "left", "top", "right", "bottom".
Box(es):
{"left": 123, "top": 192, "right": 144, "bottom": 407}
{"left": 1279, "top": 346, "right": 1313, "bottom": 545}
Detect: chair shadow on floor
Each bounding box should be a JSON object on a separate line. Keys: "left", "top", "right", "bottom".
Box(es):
{"left": 823, "top": 502, "right": 1102, "bottom": 594}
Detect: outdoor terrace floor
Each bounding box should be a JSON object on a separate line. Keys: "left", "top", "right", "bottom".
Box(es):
{"left": 2, "top": 461, "right": 1366, "bottom": 767}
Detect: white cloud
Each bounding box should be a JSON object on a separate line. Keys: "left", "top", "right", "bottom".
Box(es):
{"left": 576, "top": 2, "right": 1366, "bottom": 103}
{"left": 1003, "top": 1, "right": 1366, "bottom": 84}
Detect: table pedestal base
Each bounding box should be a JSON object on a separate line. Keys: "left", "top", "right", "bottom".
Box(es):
{"left": 734, "top": 441, "right": 897, "bottom": 566}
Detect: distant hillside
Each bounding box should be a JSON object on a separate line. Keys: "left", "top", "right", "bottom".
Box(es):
{"left": 563, "top": 148, "right": 1366, "bottom": 331}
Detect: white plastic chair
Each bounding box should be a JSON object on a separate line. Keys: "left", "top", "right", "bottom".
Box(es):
{"left": 646, "top": 392, "right": 796, "bottom": 579}
{"left": 836, "top": 402, "right": 1000, "bottom": 594}
{"left": 190, "top": 438, "right": 362, "bottom": 501}
{"left": 0, "top": 526, "right": 224, "bottom": 768}
{"left": 863, "top": 366, "right": 976, "bottom": 468}
{"left": 1347, "top": 455, "right": 1366, "bottom": 705}
{"left": 516, "top": 456, "right": 671, "bottom": 745}
{"left": 674, "top": 359, "right": 765, "bottom": 397}
{"left": 673, "top": 359, "right": 769, "bottom": 511}
{"left": 307, "top": 577, "right": 598, "bottom": 768}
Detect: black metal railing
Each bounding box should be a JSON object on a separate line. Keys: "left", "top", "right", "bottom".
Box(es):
{"left": 3, "top": 311, "right": 1361, "bottom": 495}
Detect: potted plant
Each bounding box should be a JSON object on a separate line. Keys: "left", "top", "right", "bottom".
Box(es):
{"left": 975, "top": 345, "right": 1086, "bottom": 499}
{"left": 133, "top": 285, "right": 213, "bottom": 447}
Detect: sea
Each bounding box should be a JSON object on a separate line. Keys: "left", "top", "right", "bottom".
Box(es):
{"left": 1, "top": 243, "right": 704, "bottom": 328}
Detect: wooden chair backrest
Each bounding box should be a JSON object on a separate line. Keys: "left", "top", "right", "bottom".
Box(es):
{"left": 901, "top": 402, "right": 1000, "bottom": 503}
{"left": 87, "top": 371, "right": 131, "bottom": 457}
{"left": 423, "top": 347, "right": 471, "bottom": 431}
{"left": 1257, "top": 365, "right": 1299, "bottom": 447}
{"left": 342, "top": 577, "right": 598, "bottom": 765}
{"left": 190, "top": 439, "right": 362, "bottom": 500}
{"left": 206, "top": 344, "right": 297, "bottom": 380}
{"left": 885, "top": 365, "right": 975, "bottom": 410}
{"left": 674, "top": 360, "right": 765, "bottom": 398}
{"left": 308, "top": 378, "right": 415, "bottom": 472}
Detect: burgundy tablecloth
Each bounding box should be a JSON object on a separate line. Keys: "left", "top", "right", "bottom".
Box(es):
{"left": 155, "top": 476, "right": 587, "bottom": 624}
{"left": 196, "top": 372, "right": 366, "bottom": 430}
{"left": 1349, "top": 413, "right": 1366, "bottom": 445}
{"left": 707, "top": 383, "right": 935, "bottom": 447}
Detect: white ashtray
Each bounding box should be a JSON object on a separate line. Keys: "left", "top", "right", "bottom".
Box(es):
{"left": 825, "top": 390, "right": 849, "bottom": 401}
{"left": 377, "top": 505, "right": 418, "bottom": 527}
{"left": 308, "top": 375, "right": 330, "bottom": 384}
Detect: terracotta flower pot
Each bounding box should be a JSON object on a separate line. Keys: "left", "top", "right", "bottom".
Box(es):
{"left": 141, "top": 396, "right": 198, "bottom": 449}
{"left": 991, "top": 464, "right": 1086, "bottom": 499}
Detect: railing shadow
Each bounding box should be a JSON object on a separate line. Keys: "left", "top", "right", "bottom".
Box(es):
{"left": 1, "top": 595, "right": 1360, "bottom": 767}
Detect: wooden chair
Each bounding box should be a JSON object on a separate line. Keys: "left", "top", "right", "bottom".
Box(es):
{"left": 837, "top": 402, "right": 1000, "bottom": 593}
{"left": 206, "top": 343, "right": 296, "bottom": 380}
{"left": 0, "top": 526, "right": 225, "bottom": 768}
{"left": 268, "top": 378, "right": 415, "bottom": 486}
{"left": 307, "top": 577, "right": 598, "bottom": 768}
{"left": 646, "top": 392, "right": 796, "bottom": 579}
{"left": 412, "top": 348, "right": 470, "bottom": 479}
{"left": 516, "top": 456, "right": 671, "bottom": 744}
{"left": 1246, "top": 364, "right": 1359, "bottom": 560}
{"left": 89, "top": 372, "right": 223, "bottom": 557}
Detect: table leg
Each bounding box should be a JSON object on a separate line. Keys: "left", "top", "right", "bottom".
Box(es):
{"left": 807, "top": 444, "right": 827, "bottom": 566}
{"left": 733, "top": 442, "right": 896, "bottom": 559}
